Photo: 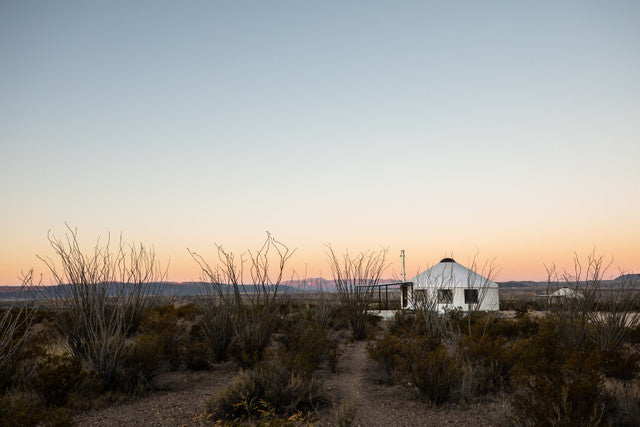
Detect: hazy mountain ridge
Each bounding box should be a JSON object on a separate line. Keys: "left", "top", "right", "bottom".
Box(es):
{"left": 1, "top": 276, "right": 637, "bottom": 301}
{"left": 0, "top": 282, "right": 313, "bottom": 300}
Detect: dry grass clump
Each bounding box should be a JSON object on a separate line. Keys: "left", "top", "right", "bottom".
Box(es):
{"left": 206, "top": 362, "right": 326, "bottom": 424}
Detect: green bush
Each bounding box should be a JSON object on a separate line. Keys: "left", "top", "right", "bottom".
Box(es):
{"left": 30, "top": 354, "right": 83, "bottom": 407}
{"left": 206, "top": 362, "right": 326, "bottom": 423}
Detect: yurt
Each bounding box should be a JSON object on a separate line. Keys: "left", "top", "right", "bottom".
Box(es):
{"left": 403, "top": 257, "right": 499, "bottom": 313}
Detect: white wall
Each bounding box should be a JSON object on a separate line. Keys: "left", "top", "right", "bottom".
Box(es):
{"left": 407, "top": 285, "right": 499, "bottom": 313}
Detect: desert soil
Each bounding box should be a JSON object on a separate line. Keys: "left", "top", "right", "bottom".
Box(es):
{"left": 75, "top": 331, "right": 506, "bottom": 426}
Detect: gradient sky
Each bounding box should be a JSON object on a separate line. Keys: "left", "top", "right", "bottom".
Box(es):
{"left": 1, "top": 1, "right": 639, "bottom": 286}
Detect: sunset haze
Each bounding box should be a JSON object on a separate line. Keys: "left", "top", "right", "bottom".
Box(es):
{"left": 1, "top": 1, "right": 639, "bottom": 286}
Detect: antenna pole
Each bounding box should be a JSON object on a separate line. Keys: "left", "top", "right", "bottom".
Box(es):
{"left": 401, "top": 249, "right": 406, "bottom": 282}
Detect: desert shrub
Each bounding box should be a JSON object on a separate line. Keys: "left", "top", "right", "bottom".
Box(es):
{"left": 324, "top": 246, "right": 388, "bottom": 341}
{"left": 508, "top": 326, "right": 609, "bottom": 427}
{"left": 0, "top": 307, "right": 33, "bottom": 392}
{"left": 394, "top": 337, "right": 461, "bottom": 404}
{"left": 311, "top": 301, "right": 338, "bottom": 330}
{"left": 447, "top": 310, "right": 489, "bottom": 335}
{"left": 343, "top": 308, "right": 370, "bottom": 341}
{"left": 459, "top": 333, "right": 514, "bottom": 394}
{"left": 30, "top": 354, "right": 83, "bottom": 407}
{"left": 455, "top": 316, "right": 541, "bottom": 394}
{"left": 331, "top": 306, "right": 381, "bottom": 341}
{"left": 390, "top": 309, "right": 456, "bottom": 339}
{"left": 277, "top": 316, "right": 337, "bottom": 377}
{"left": 0, "top": 394, "right": 75, "bottom": 427}
{"left": 511, "top": 318, "right": 639, "bottom": 381}
{"left": 183, "top": 341, "right": 211, "bottom": 371}
{"left": 0, "top": 321, "right": 55, "bottom": 392}
{"left": 179, "top": 321, "right": 211, "bottom": 370}
{"left": 78, "top": 331, "right": 162, "bottom": 394}
{"left": 228, "top": 307, "right": 277, "bottom": 368}
{"left": 197, "top": 303, "right": 235, "bottom": 363}
{"left": 206, "top": 362, "right": 326, "bottom": 423}
{"left": 509, "top": 353, "right": 607, "bottom": 426}
{"left": 514, "top": 302, "right": 529, "bottom": 318}
{"left": 139, "top": 306, "right": 189, "bottom": 369}
{"left": 388, "top": 310, "right": 417, "bottom": 336}
{"left": 36, "top": 228, "right": 164, "bottom": 395}
{"left": 595, "top": 348, "right": 640, "bottom": 380}
{"left": 174, "top": 302, "right": 199, "bottom": 321}
{"left": 482, "top": 315, "right": 540, "bottom": 340}
{"left": 508, "top": 320, "right": 568, "bottom": 371}
{"left": 607, "top": 381, "right": 640, "bottom": 427}
{"left": 327, "top": 304, "right": 350, "bottom": 331}
{"left": 624, "top": 323, "right": 640, "bottom": 344}
{"left": 118, "top": 332, "right": 162, "bottom": 393}
{"left": 367, "top": 333, "right": 404, "bottom": 380}
{"left": 500, "top": 299, "right": 541, "bottom": 316}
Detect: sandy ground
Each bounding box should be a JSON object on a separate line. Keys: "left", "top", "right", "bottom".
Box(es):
{"left": 74, "top": 335, "right": 507, "bottom": 426}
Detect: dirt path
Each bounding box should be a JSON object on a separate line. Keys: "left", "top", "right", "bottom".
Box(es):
{"left": 322, "top": 339, "right": 506, "bottom": 426}
{"left": 324, "top": 340, "right": 367, "bottom": 401}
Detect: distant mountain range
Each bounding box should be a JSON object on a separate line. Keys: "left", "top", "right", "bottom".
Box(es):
{"left": 0, "top": 281, "right": 322, "bottom": 301}
{"left": 0, "top": 275, "right": 637, "bottom": 301}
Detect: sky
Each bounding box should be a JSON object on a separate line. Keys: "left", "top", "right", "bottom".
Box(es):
{"left": 1, "top": 1, "right": 639, "bottom": 286}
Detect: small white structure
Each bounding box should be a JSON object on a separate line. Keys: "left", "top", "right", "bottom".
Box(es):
{"left": 402, "top": 258, "right": 499, "bottom": 313}
{"left": 548, "top": 287, "right": 583, "bottom": 299}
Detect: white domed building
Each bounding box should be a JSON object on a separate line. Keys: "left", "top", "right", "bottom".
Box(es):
{"left": 401, "top": 257, "right": 499, "bottom": 313}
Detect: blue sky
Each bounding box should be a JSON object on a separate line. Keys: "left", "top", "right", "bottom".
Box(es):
{"left": 1, "top": 1, "right": 639, "bottom": 285}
